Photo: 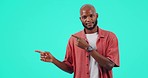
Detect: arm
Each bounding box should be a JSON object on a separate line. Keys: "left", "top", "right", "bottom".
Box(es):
{"left": 35, "top": 50, "right": 73, "bottom": 74}
{"left": 89, "top": 50, "right": 115, "bottom": 70}
{"left": 72, "top": 35, "right": 117, "bottom": 70}
{"left": 52, "top": 57, "right": 73, "bottom": 74}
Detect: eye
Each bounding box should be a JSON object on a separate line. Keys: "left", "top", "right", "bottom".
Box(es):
{"left": 82, "top": 16, "right": 87, "bottom": 19}
{"left": 90, "top": 14, "right": 93, "bottom": 18}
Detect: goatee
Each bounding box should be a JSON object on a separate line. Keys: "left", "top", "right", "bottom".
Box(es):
{"left": 82, "top": 19, "right": 98, "bottom": 30}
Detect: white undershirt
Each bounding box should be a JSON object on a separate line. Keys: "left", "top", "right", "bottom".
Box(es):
{"left": 86, "top": 32, "right": 99, "bottom": 78}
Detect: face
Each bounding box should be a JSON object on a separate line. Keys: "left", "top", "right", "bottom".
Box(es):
{"left": 80, "top": 8, "right": 98, "bottom": 30}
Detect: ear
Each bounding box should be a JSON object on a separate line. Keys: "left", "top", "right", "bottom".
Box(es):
{"left": 79, "top": 17, "right": 82, "bottom": 21}
{"left": 96, "top": 13, "right": 98, "bottom": 18}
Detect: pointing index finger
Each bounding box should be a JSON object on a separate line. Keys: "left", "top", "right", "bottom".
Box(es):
{"left": 72, "top": 35, "right": 80, "bottom": 39}
{"left": 35, "top": 50, "right": 44, "bottom": 53}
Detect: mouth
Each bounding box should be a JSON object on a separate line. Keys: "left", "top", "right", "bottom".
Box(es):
{"left": 86, "top": 22, "right": 94, "bottom": 27}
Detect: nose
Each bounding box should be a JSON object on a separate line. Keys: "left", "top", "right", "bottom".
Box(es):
{"left": 86, "top": 16, "right": 92, "bottom": 22}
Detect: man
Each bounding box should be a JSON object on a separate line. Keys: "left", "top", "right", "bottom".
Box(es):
{"left": 35, "top": 4, "right": 120, "bottom": 78}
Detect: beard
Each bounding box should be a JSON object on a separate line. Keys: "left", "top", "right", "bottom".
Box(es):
{"left": 82, "top": 19, "right": 98, "bottom": 30}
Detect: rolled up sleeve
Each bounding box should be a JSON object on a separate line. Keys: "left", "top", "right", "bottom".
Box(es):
{"left": 106, "top": 32, "right": 120, "bottom": 67}
{"left": 63, "top": 38, "right": 74, "bottom": 72}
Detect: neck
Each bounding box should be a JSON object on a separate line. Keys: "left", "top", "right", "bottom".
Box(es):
{"left": 84, "top": 26, "right": 98, "bottom": 34}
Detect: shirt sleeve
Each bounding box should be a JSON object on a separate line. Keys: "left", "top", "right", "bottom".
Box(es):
{"left": 63, "top": 38, "right": 74, "bottom": 71}
{"left": 106, "top": 32, "right": 120, "bottom": 67}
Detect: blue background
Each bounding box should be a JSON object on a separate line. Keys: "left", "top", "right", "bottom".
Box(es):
{"left": 0, "top": 0, "right": 148, "bottom": 78}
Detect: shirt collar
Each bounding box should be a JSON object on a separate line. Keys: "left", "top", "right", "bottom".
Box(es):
{"left": 81, "top": 26, "right": 105, "bottom": 40}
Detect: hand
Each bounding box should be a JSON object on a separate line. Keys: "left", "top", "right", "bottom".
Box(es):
{"left": 35, "top": 50, "right": 54, "bottom": 62}
{"left": 72, "top": 35, "right": 90, "bottom": 50}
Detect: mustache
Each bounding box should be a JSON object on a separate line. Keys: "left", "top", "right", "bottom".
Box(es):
{"left": 86, "top": 22, "right": 95, "bottom": 25}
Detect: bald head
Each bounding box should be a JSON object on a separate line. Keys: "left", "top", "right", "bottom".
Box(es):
{"left": 80, "top": 4, "right": 96, "bottom": 15}
{"left": 79, "top": 4, "right": 98, "bottom": 31}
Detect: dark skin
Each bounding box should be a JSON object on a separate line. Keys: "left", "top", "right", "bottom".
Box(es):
{"left": 78, "top": 4, "right": 115, "bottom": 70}
{"left": 35, "top": 50, "right": 73, "bottom": 73}
{"left": 80, "top": 4, "right": 98, "bottom": 34}
{"left": 35, "top": 4, "right": 115, "bottom": 74}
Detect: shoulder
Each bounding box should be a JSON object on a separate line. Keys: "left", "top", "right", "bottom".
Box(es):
{"left": 100, "top": 28, "right": 117, "bottom": 38}
{"left": 73, "top": 30, "right": 84, "bottom": 36}
{"left": 70, "top": 30, "right": 83, "bottom": 39}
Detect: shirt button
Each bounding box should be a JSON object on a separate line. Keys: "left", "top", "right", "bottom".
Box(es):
{"left": 87, "top": 64, "right": 88, "bottom": 66}
{"left": 87, "top": 72, "right": 89, "bottom": 74}
{"left": 86, "top": 56, "right": 89, "bottom": 57}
